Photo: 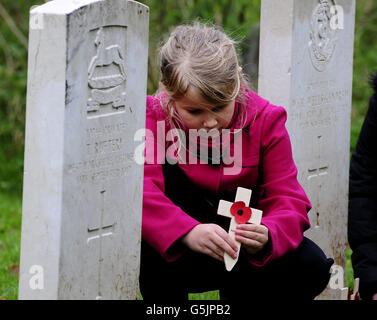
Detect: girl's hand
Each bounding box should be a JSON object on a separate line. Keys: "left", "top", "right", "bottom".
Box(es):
{"left": 373, "top": 293, "right": 377, "bottom": 300}
{"left": 235, "top": 224, "right": 269, "bottom": 255}
{"left": 181, "top": 224, "right": 239, "bottom": 262}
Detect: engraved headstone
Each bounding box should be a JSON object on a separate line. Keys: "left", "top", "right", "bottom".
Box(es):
{"left": 258, "top": 0, "right": 355, "bottom": 299}
{"left": 18, "top": 0, "right": 149, "bottom": 299}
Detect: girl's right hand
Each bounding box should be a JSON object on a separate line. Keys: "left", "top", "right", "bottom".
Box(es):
{"left": 181, "top": 224, "right": 238, "bottom": 262}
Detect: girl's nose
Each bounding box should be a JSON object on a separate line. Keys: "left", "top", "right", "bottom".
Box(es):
{"left": 203, "top": 116, "right": 218, "bottom": 129}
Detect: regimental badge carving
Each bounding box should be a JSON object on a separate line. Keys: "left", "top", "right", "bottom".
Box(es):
{"left": 87, "top": 26, "right": 127, "bottom": 117}
{"left": 309, "top": 0, "right": 338, "bottom": 72}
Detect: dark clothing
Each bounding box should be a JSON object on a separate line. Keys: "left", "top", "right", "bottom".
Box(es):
{"left": 348, "top": 74, "right": 377, "bottom": 300}
{"left": 140, "top": 164, "right": 333, "bottom": 300}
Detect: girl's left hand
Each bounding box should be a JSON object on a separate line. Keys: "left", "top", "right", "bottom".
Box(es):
{"left": 235, "top": 224, "right": 269, "bottom": 255}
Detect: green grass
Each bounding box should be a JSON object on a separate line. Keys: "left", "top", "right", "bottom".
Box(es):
{"left": 346, "top": 246, "right": 354, "bottom": 292}
{"left": 139, "top": 290, "right": 220, "bottom": 300}
{"left": 189, "top": 290, "right": 220, "bottom": 300}
{"left": 350, "top": 114, "right": 366, "bottom": 155}
{"left": 0, "top": 192, "right": 22, "bottom": 300}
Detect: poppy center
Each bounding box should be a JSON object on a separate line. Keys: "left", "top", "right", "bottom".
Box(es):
{"left": 230, "top": 201, "right": 252, "bottom": 224}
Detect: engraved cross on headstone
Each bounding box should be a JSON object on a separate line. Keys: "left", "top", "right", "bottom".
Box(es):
{"left": 307, "top": 134, "right": 330, "bottom": 227}
{"left": 308, "top": 135, "right": 329, "bottom": 180}
{"left": 87, "top": 190, "right": 115, "bottom": 300}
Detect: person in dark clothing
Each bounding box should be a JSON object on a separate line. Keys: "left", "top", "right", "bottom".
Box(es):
{"left": 348, "top": 72, "right": 377, "bottom": 300}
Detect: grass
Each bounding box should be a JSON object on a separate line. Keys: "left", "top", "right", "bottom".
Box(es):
{"left": 189, "top": 291, "right": 220, "bottom": 300}
{"left": 139, "top": 290, "right": 220, "bottom": 300}
{"left": 346, "top": 246, "right": 354, "bottom": 292}
{"left": 0, "top": 192, "right": 22, "bottom": 300}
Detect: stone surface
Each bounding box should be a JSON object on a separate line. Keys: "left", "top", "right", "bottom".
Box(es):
{"left": 258, "top": 0, "right": 355, "bottom": 299}
{"left": 19, "top": 0, "right": 149, "bottom": 299}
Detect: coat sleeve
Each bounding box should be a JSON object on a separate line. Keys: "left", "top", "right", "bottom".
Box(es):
{"left": 142, "top": 96, "right": 200, "bottom": 262}
{"left": 252, "top": 105, "right": 312, "bottom": 266}
{"left": 348, "top": 94, "right": 377, "bottom": 300}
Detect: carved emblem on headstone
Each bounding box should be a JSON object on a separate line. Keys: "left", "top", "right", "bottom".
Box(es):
{"left": 309, "top": 0, "right": 338, "bottom": 72}
{"left": 87, "top": 27, "right": 127, "bottom": 115}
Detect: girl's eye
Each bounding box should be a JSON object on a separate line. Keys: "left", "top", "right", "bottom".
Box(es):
{"left": 212, "top": 105, "right": 226, "bottom": 112}
{"left": 187, "top": 109, "right": 202, "bottom": 115}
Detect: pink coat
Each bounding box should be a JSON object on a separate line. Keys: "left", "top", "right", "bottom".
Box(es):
{"left": 142, "top": 89, "right": 311, "bottom": 267}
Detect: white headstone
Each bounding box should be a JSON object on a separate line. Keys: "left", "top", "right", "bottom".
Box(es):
{"left": 258, "top": 0, "right": 355, "bottom": 299}
{"left": 19, "top": 0, "right": 149, "bottom": 299}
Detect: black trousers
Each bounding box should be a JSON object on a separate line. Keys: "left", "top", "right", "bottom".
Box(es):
{"left": 140, "top": 164, "right": 334, "bottom": 300}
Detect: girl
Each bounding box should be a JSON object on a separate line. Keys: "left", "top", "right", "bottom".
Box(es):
{"left": 140, "top": 22, "right": 334, "bottom": 300}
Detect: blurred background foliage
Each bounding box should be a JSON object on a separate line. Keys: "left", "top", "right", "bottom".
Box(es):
{"left": 0, "top": 0, "right": 376, "bottom": 196}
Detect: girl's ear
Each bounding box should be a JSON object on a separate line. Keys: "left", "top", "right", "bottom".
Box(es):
{"left": 238, "top": 67, "right": 242, "bottom": 74}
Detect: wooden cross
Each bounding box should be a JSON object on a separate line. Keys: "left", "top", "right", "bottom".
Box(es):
{"left": 350, "top": 278, "right": 360, "bottom": 300}
{"left": 340, "top": 278, "right": 360, "bottom": 300}
{"left": 217, "top": 187, "right": 263, "bottom": 271}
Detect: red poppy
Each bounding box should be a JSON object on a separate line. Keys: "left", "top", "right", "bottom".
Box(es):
{"left": 230, "top": 201, "right": 252, "bottom": 224}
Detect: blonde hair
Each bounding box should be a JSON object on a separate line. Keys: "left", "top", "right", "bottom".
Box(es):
{"left": 158, "top": 22, "right": 250, "bottom": 130}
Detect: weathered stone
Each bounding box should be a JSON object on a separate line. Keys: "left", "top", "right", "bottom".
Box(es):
{"left": 19, "top": 0, "right": 149, "bottom": 300}
{"left": 258, "top": 0, "right": 355, "bottom": 299}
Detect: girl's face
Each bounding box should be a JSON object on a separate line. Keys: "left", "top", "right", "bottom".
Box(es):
{"left": 173, "top": 87, "right": 235, "bottom": 133}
